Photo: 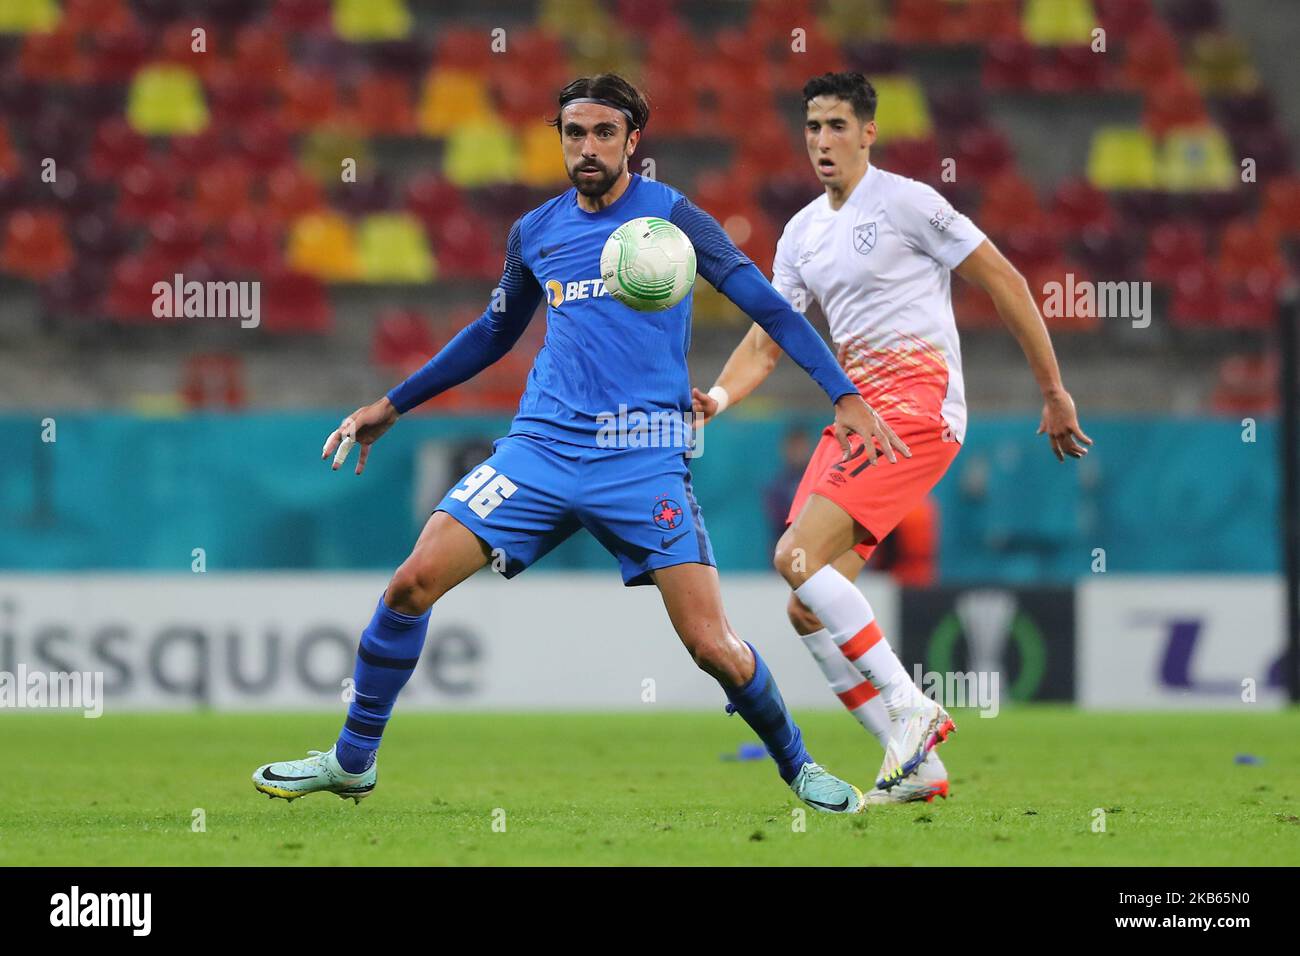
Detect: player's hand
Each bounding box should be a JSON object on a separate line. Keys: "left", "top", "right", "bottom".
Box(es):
{"left": 832, "top": 394, "right": 911, "bottom": 465}
{"left": 1037, "top": 387, "right": 1092, "bottom": 461}
{"left": 691, "top": 387, "right": 720, "bottom": 426}
{"left": 322, "top": 397, "right": 400, "bottom": 476}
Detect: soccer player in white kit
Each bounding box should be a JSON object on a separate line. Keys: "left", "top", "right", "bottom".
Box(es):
{"left": 695, "top": 73, "right": 1092, "bottom": 802}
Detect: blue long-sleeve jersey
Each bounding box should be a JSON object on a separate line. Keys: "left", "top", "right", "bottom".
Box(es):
{"left": 387, "top": 173, "right": 857, "bottom": 444}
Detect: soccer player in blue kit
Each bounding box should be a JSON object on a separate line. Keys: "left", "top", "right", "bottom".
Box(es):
{"left": 252, "top": 74, "right": 910, "bottom": 815}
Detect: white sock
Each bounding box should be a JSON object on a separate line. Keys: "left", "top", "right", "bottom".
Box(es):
{"left": 798, "top": 628, "right": 892, "bottom": 749}
{"left": 794, "top": 566, "right": 920, "bottom": 720}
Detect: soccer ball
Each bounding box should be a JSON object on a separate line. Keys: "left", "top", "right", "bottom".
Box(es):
{"left": 600, "top": 216, "right": 697, "bottom": 312}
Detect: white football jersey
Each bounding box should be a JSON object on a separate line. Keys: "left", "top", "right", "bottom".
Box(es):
{"left": 772, "top": 164, "right": 985, "bottom": 442}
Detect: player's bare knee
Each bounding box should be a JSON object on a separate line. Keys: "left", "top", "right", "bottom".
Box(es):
{"left": 786, "top": 593, "right": 823, "bottom": 635}
{"left": 773, "top": 530, "right": 816, "bottom": 587}
{"left": 385, "top": 559, "right": 442, "bottom": 615}
{"left": 688, "top": 634, "right": 747, "bottom": 685}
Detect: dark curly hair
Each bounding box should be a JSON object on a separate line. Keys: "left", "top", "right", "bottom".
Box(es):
{"left": 548, "top": 73, "right": 650, "bottom": 138}
{"left": 802, "top": 72, "right": 878, "bottom": 122}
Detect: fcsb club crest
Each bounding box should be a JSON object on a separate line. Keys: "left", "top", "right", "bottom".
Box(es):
{"left": 651, "top": 496, "right": 683, "bottom": 530}
{"left": 853, "top": 221, "right": 877, "bottom": 255}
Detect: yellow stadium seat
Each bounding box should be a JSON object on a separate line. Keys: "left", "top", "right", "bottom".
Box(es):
{"left": 299, "top": 129, "right": 373, "bottom": 185}
{"left": 418, "top": 69, "right": 495, "bottom": 138}
{"left": 569, "top": 25, "right": 637, "bottom": 77}
{"left": 518, "top": 123, "right": 569, "bottom": 187}
{"left": 870, "top": 75, "right": 932, "bottom": 145}
{"left": 1023, "top": 0, "right": 1096, "bottom": 46}
{"left": 0, "top": 0, "right": 60, "bottom": 33}
{"left": 332, "top": 0, "right": 411, "bottom": 41}
{"left": 1086, "top": 126, "right": 1158, "bottom": 190}
{"left": 539, "top": 0, "right": 608, "bottom": 36}
{"left": 286, "top": 211, "right": 360, "bottom": 281}
{"left": 1158, "top": 124, "right": 1237, "bottom": 192}
{"left": 1187, "top": 33, "right": 1260, "bottom": 96}
{"left": 820, "top": 0, "right": 889, "bottom": 41}
{"left": 126, "top": 65, "right": 209, "bottom": 136}
{"left": 356, "top": 213, "right": 436, "bottom": 283}
{"left": 443, "top": 118, "right": 520, "bottom": 187}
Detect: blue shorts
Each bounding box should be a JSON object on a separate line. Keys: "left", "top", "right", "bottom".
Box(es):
{"left": 435, "top": 433, "right": 715, "bottom": 586}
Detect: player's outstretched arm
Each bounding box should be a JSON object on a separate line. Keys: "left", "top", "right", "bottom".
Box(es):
{"left": 691, "top": 322, "right": 782, "bottom": 425}
{"left": 953, "top": 239, "right": 1093, "bottom": 462}
{"left": 324, "top": 219, "right": 542, "bottom": 476}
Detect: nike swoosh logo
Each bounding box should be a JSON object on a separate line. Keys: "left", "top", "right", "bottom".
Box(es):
{"left": 804, "top": 796, "right": 850, "bottom": 812}
{"left": 261, "top": 768, "right": 316, "bottom": 782}
{"left": 540, "top": 244, "right": 561, "bottom": 258}
{"left": 660, "top": 529, "right": 690, "bottom": 549}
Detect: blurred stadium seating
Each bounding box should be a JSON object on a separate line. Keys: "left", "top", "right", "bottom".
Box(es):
{"left": 0, "top": 0, "right": 1295, "bottom": 418}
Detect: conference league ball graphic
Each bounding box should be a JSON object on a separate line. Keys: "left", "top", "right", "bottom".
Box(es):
{"left": 600, "top": 216, "right": 697, "bottom": 312}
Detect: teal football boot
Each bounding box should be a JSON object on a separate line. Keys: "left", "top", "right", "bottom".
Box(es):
{"left": 252, "top": 745, "right": 376, "bottom": 804}
{"left": 790, "top": 762, "right": 866, "bottom": 814}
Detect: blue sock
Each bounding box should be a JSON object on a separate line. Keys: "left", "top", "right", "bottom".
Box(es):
{"left": 722, "top": 642, "right": 812, "bottom": 784}
{"left": 335, "top": 594, "right": 430, "bottom": 774}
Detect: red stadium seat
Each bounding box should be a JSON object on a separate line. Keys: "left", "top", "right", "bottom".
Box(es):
{"left": 1222, "top": 272, "right": 1283, "bottom": 330}
{"left": 236, "top": 114, "right": 293, "bottom": 174}
{"left": 1094, "top": 0, "right": 1156, "bottom": 34}
{"left": 953, "top": 125, "right": 1014, "bottom": 183}
{"left": 1210, "top": 353, "right": 1278, "bottom": 413}
{"left": 961, "top": 0, "right": 1023, "bottom": 42}
{"left": 1143, "top": 73, "right": 1207, "bottom": 138}
{"left": 977, "top": 172, "right": 1045, "bottom": 237}
{"left": 61, "top": 0, "right": 134, "bottom": 32}
{"left": 263, "top": 162, "right": 325, "bottom": 226}
{"left": 159, "top": 21, "right": 218, "bottom": 79}
{"left": 278, "top": 66, "right": 339, "bottom": 134}
{"left": 874, "top": 137, "right": 941, "bottom": 185}
{"left": 233, "top": 25, "right": 292, "bottom": 84}
{"left": 206, "top": 60, "right": 272, "bottom": 126}
{"left": 0, "top": 208, "right": 72, "bottom": 281}
{"left": 372, "top": 307, "right": 437, "bottom": 375}
{"left": 271, "top": 0, "right": 332, "bottom": 31}
{"left": 1028, "top": 259, "right": 1099, "bottom": 332}
{"left": 1143, "top": 222, "right": 1208, "bottom": 285}
{"left": 104, "top": 250, "right": 175, "bottom": 323}
{"left": 18, "top": 28, "right": 86, "bottom": 83}
{"left": 428, "top": 208, "right": 502, "bottom": 281}
{"left": 191, "top": 157, "right": 255, "bottom": 227}
{"left": 433, "top": 27, "right": 494, "bottom": 74}
{"left": 216, "top": 211, "right": 284, "bottom": 275}
{"left": 181, "top": 353, "right": 247, "bottom": 410}
{"left": 1077, "top": 223, "right": 1145, "bottom": 281}
{"left": 88, "top": 117, "right": 149, "bottom": 180}
{"left": 88, "top": 22, "right": 153, "bottom": 84}
{"left": 1261, "top": 176, "right": 1300, "bottom": 237}
{"left": 1122, "top": 20, "right": 1182, "bottom": 90}
{"left": 1051, "top": 178, "right": 1115, "bottom": 235}
{"left": 115, "top": 159, "right": 181, "bottom": 224}
{"left": 1217, "top": 218, "right": 1287, "bottom": 286}
{"left": 982, "top": 39, "right": 1036, "bottom": 91}
{"left": 892, "top": 0, "right": 950, "bottom": 44}
{"left": 1168, "top": 259, "right": 1223, "bottom": 327}
{"left": 261, "top": 267, "right": 333, "bottom": 334}
{"left": 349, "top": 71, "right": 417, "bottom": 136}
{"left": 144, "top": 211, "right": 206, "bottom": 272}
{"left": 1033, "top": 45, "right": 1107, "bottom": 92}
{"left": 167, "top": 128, "right": 225, "bottom": 177}
{"left": 404, "top": 172, "right": 466, "bottom": 231}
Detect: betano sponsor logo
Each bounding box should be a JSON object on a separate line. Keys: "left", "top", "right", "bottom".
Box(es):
{"left": 545, "top": 276, "right": 610, "bottom": 308}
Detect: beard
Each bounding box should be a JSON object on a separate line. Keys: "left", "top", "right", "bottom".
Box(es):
{"left": 568, "top": 157, "right": 623, "bottom": 197}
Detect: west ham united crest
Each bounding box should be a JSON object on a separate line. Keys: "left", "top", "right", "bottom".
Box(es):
{"left": 853, "top": 221, "right": 877, "bottom": 255}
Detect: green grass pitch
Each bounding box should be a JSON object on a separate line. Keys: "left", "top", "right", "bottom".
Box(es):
{"left": 2, "top": 707, "right": 1298, "bottom": 865}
